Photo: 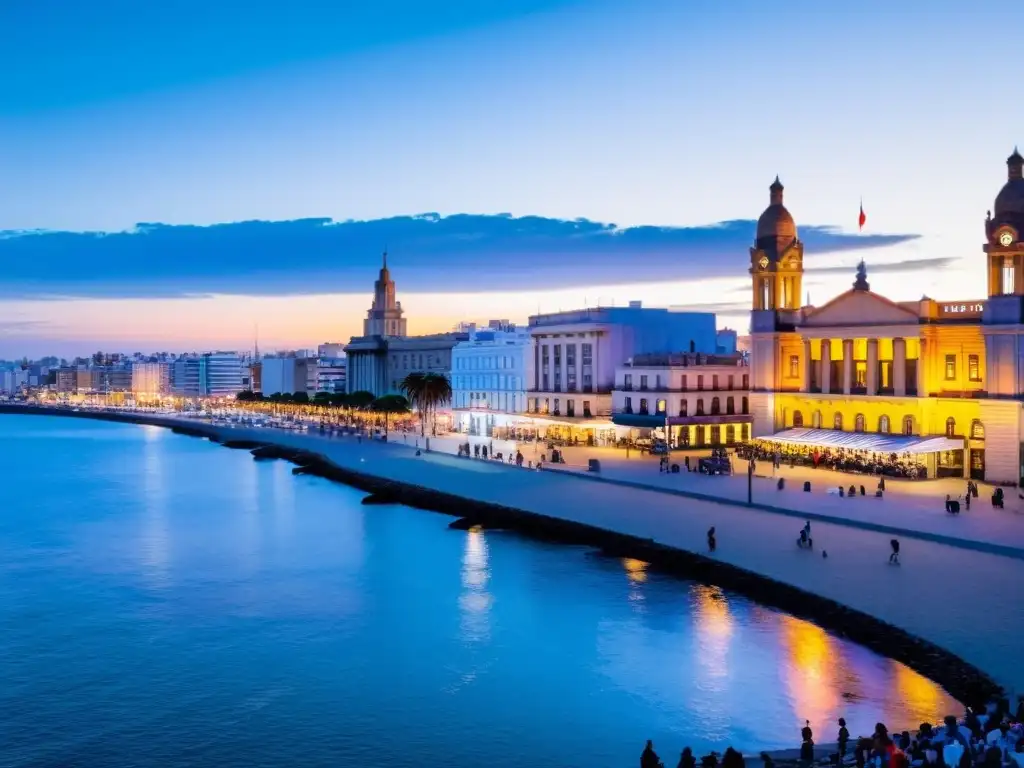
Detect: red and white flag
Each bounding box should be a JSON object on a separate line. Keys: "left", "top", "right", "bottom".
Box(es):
{"left": 858, "top": 199, "right": 866, "bottom": 230}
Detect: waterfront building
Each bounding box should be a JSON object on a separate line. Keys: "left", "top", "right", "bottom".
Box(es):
{"left": 172, "top": 357, "right": 201, "bottom": 396}
{"left": 199, "top": 352, "right": 246, "bottom": 397}
{"left": 316, "top": 344, "right": 346, "bottom": 393}
{"left": 131, "top": 362, "right": 171, "bottom": 397}
{"left": 748, "top": 153, "right": 1024, "bottom": 483}
{"left": 261, "top": 355, "right": 314, "bottom": 397}
{"left": 522, "top": 303, "right": 718, "bottom": 444}
{"left": 55, "top": 367, "right": 77, "bottom": 393}
{"left": 249, "top": 361, "right": 262, "bottom": 394}
{"left": 451, "top": 324, "right": 534, "bottom": 437}
{"left": 611, "top": 353, "right": 751, "bottom": 448}
{"left": 344, "top": 255, "right": 465, "bottom": 397}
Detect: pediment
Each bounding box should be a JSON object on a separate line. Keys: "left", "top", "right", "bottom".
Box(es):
{"left": 801, "top": 289, "right": 919, "bottom": 328}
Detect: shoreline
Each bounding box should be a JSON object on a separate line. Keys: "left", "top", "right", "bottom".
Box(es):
{"left": 0, "top": 404, "right": 1003, "bottom": 713}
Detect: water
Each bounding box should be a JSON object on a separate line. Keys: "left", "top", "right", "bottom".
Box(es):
{"left": 0, "top": 415, "right": 959, "bottom": 767}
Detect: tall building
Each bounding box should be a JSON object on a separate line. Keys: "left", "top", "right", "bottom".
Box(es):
{"left": 316, "top": 343, "right": 346, "bottom": 393}
{"left": 199, "top": 352, "right": 245, "bottom": 397}
{"left": 451, "top": 324, "right": 534, "bottom": 436}
{"left": 344, "top": 257, "right": 463, "bottom": 397}
{"left": 172, "top": 357, "right": 201, "bottom": 396}
{"left": 747, "top": 153, "right": 1024, "bottom": 483}
{"left": 261, "top": 355, "right": 314, "bottom": 397}
{"left": 363, "top": 252, "right": 407, "bottom": 337}
{"left": 131, "top": 362, "right": 171, "bottom": 397}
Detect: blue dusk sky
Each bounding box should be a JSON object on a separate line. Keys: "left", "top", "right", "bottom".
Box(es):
{"left": 1, "top": 0, "right": 1022, "bottom": 357}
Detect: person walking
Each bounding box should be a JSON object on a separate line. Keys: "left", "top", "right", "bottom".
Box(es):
{"left": 707, "top": 526, "right": 717, "bottom": 553}
{"left": 889, "top": 538, "right": 900, "bottom": 564}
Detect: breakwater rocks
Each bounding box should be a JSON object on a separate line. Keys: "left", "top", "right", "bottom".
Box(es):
{"left": 0, "top": 405, "right": 1002, "bottom": 708}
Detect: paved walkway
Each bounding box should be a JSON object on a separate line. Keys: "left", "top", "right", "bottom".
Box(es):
{"left": 186, "top": 418, "right": 1024, "bottom": 696}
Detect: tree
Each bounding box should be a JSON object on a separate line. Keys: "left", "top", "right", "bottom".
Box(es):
{"left": 291, "top": 391, "right": 310, "bottom": 404}
{"left": 346, "top": 390, "right": 375, "bottom": 410}
{"left": 371, "top": 394, "right": 410, "bottom": 438}
{"left": 236, "top": 390, "right": 261, "bottom": 402}
{"left": 400, "top": 373, "right": 426, "bottom": 433}
{"left": 402, "top": 372, "right": 451, "bottom": 437}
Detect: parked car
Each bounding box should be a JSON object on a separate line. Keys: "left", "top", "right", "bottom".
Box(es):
{"left": 698, "top": 448, "right": 732, "bottom": 475}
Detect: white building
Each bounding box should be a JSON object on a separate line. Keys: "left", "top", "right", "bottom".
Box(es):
{"left": 261, "top": 356, "right": 313, "bottom": 397}
{"left": 611, "top": 353, "right": 751, "bottom": 449}
{"left": 523, "top": 303, "right": 719, "bottom": 443}
{"left": 197, "top": 352, "right": 245, "bottom": 398}
{"left": 316, "top": 344, "right": 347, "bottom": 393}
{"left": 131, "top": 362, "right": 171, "bottom": 397}
{"left": 451, "top": 324, "right": 533, "bottom": 436}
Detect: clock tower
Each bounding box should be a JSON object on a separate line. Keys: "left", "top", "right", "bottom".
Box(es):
{"left": 748, "top": 177, "right": 805, "bottom": 437}
{"left": 984, "top": 148, "right": 1024, "bottom": 299}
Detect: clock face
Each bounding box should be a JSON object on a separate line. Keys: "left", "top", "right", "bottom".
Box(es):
{"left": 758, "top": 256, "right": 769, "bottom": 269}
{"left": 999, "top": 231, "right": 1014, "bottom": 247}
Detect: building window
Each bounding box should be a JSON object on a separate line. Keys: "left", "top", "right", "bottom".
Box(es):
{"left": 583, "top": 400, "right": 592, "bottom": 418}
{"left": 710, "top": 425, "right": 721, "bottom": 444}
{"left": 945, "top": 354, "right": 956, "bottom": 380}
{"left": 968, "top": 354, "right": 981, "bottom": 382}
{"left": 742, "top": 374, "right": 749, "bottom": 389}
{"left": 725, "top": 424, "right": 736, "bottom": 444}
{"left": 697, "top": 375, "right": 706, "bottom": 390}
{"left": 879, "top": 415, "right": 890, "bottom": 434}
{"left": 710, "top": 397, "right": 721, "bottom": 415}
{"left": 726, "top": 396, "right": 735, "bottom": 415}
{"left": 656, "top": 399, "right": 666, "bottom": 414}
{"left": 789, "top": 355, "right": 799, "bottom": 378}
{"left": 553, "top": 397, "right": 560, "bottom": 416}
{"left": 727, "top": 375, "right": 734, "bottom": 391}
{"left": 971, "top": 419, "right": 984, "bottom": 439}
{"left": 624, "top": 374, "right": 633, "bottom": 390}
{"left": 681, "top": 375, "right": 688, "bottom": 391}
{"left": 696, "top": 398, "right": 705, "bottom": 416}
{"left": 833, "top": 412, "right": 843, "bottom": 431}
{"left": 741, "top": 423, "right": 749, "bottom": 441}
{"left": 1003, "top": 256, "right": 1015, "bottom": 295}
{"left": 566, "top": 400, "right": 575, "bottom": 417}
{"left": 854, "top": 413, "right": 866, "bottom": 432}
{"left": 712, "top": 374, "right": 719, "bottom": 390}
{"left": 624, "top": 396, "right": 633, "bottom": 414}
{"left": 945, "top": 417, "right": 956, "bottom": 438}
{"left": 792, "top": 410, "right": 803, "bottom": 428}
{"left": 640, "top": 375, "right": 648, "bottom": 391}
{"left": 679, "top": 400, "right": 688, "bottom": 417}
{"left": 812, "top": 410, "right": 822, "bottom": 428}
{"left": 741, "top": 396, "right": 748, "bottom": 414}
{"left": 902, "top": 415, "right": 914, "bottom": 436}
{"left": 639, "top": 398, "right": 649, "bottom": 415}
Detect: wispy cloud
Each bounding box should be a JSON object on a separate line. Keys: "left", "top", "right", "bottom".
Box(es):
{"left": 0, "top": 214, "right": 921, "bottom": 300}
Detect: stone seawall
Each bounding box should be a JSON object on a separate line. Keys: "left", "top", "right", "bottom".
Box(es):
{"left": 0, "top": 404, "right": 1002, "bottom": 708}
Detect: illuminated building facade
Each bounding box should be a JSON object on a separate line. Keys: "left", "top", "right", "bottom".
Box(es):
{"left": 749, "top": 151, "right": 1024, "bottom": 484}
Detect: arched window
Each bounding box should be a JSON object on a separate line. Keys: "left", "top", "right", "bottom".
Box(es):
{"left": 792, "top": 410, "right": 804, "bottom": 428}
{"left": 812, "top": 410, "right": 822, "bottom": 429}
{"left": 741, "top": 396, "right": 749, "bottom": 414}
{"left": 741, "top": 423, "right": 749, "bottom": 441}
{"left": 854, "top": 413, "right": 866, "bottom": 433}
{"left": 946, "top": 417, "right": 956, "bottom": 438}
{"left": 696, "top": 398, "right": 705, "bottom": 416}
{"left": 711, "top": 397, "right": 721, "bottom": 415}
{"left": 902, "top": 415, "right": 914, "bottom": 436}
{"left": 970, "top": 420, "right": 984, "bottom": 440}
{"left": 726, "top": 397, "right": 735, "bottom": 415}
{"left": 878, "top": 415, "right": 890, "bottom": 434}
{"left": 833, "top": 412, "right": 843, "bottom": 431}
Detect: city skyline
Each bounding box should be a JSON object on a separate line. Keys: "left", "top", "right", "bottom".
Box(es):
{"left": 3, "top": 0, "right": 1023, "bottom": 356}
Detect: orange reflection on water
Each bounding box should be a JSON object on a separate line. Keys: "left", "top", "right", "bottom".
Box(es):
{"left": 892, "top": 662, "right": 946, "bottom": 722}
{"left": 622, "top": 558, "right": 648, "bottom": 584}
{"left": 780, "top": 615, "right": 843, "bottom": 734}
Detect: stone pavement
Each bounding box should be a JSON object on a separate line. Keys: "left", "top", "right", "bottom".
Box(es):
{"left": 191, "top": 419, "right": 1024, "bottom": 697}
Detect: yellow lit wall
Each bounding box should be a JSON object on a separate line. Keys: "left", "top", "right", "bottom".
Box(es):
{"left": 920, "top": 325, "right": 985, "bottom": 397}
{"left": 778, "top": 333, "right": 804, "bottom": 391}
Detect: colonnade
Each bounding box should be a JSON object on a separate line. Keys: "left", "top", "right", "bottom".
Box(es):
{"left": 802, "top": 337, "right": 924, "bottom": 397}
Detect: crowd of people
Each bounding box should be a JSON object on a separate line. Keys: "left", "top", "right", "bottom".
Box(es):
{"left": 640, "top": 699, "right": 1024, "bottom": 768}
{"left": 738, "top": 443, "right": 928, "bottom": 480}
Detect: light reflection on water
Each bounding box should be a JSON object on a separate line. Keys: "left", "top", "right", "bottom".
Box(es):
{"left": 0, "top": 415, "right": 961, "bottom": 768}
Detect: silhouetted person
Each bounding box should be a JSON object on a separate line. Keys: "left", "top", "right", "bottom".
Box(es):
{"left": 678, "top": 747, "right": 697, "bottom": 768}
{"left": 838, "top": 718, "right": 850, "bottom": 759}
{"left": 801, "top": 720, "right": 815, "bottom": 763}
{"left": 708, "top": 526, "right": 717, "bottom": 553}
{"left": 889, "top": 538, "right": 900, "bottom": 564}
{"left": 642, "top": 739, "right": 663, "bottom": 768}
{"left": 723, "top": 747, "right": 746, "bottom": 768}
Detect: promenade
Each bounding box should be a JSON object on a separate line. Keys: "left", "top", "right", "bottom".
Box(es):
{"left": 166, "top": 416, "right": 1024, "bottom": 696}
{"left": 6, "top": 408, "right": 1023, "bottom": 696}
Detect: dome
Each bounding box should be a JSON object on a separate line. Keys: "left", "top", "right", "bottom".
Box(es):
{"left": 756, "top": 176, "right": 797, "bottom": 247}
{"left": 995, "top": 148, "right": 1024, "bottom": 217}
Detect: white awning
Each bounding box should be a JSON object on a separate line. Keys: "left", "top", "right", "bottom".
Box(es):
{"left": 756, "top": 428, "right": 964, "bottom": 455}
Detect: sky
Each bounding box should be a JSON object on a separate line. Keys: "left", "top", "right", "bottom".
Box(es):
{"left": 1, "top": 0, "right": 1022, "bottom": 358}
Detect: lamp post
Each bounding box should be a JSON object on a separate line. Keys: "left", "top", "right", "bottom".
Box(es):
{"left": 747, "top": 458, "right": 754, "bottom": 505}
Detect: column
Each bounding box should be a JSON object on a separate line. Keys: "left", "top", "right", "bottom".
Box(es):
{"left": 820, "top": 339, "right": 832, "bottom": 394}
{"left": 917, "top": 337, "right": 928, "bottom": 397}
{"left": 893, "top": 337, "right": 907, "bottom": 396}
{"left": 842, "top": 339, "right": 854, "bottom": 395}
{"left": 802, "top": 339, "right": 813, "bottom": 392}
{"left": 866, "top": 338, "right": 879, "bottom": 396}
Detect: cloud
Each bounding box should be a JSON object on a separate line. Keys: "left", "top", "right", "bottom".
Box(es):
{"left": 0, "top": 214, "right": 920, "bottom": 299}
{"left": 806, "top": 256, "right": 958, "bottom": 275}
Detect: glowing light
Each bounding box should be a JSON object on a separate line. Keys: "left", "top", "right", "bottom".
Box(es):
{"left": 622, "top": 557, "right": 648, "bottom": 584}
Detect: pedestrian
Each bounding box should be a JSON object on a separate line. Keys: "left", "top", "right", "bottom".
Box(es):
{"left": 641, "top": 739, "right": 663, "bottom": 768}
{"left": 889, "top": 538, "right": 900, "bottom": 564}
{"left": 838, "top": 717, "right": 850, "bottom": 760}
{"left": 707, "top": 526, "right": 717, "bottom": 553}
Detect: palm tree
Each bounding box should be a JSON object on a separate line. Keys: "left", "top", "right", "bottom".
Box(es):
{"left": 419, "top": 373, "right": 452, "bottom": 437}
{"left": 400, "top": 372, "right": 427, "bottom": 434}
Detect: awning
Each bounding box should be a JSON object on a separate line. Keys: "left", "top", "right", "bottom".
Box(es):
{"left": 756, "top": 428, "right": 964, "bottom": 455}
{"left": 612, "top": 413, "right": 666, "bottom": 428}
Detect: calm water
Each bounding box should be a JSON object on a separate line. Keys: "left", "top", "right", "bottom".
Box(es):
{"left": 0, "top": 415, "right": 959, "bottom": 767}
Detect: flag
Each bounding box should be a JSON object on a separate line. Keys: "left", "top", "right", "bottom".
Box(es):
{"left": 858, "top": 200, "right": 866, "bottom": 231}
